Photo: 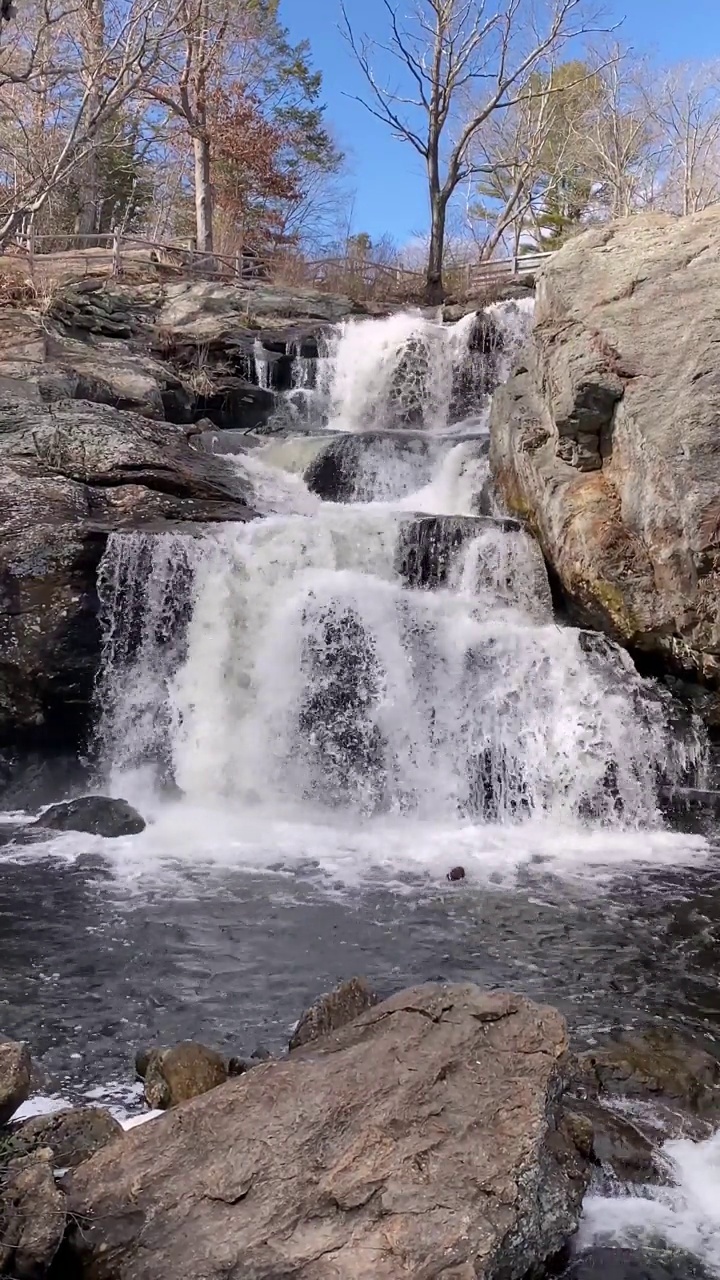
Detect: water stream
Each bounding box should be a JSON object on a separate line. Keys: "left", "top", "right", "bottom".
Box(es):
{"left": 3, "top": 300, "right": 719, "bottom": 1271}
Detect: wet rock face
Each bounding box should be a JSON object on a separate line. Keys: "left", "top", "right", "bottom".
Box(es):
{"left": 13, "top": 1107, "right": 123, "bottom": 1168}
{"left": 304, "top": 431, "right": 435, "bottom": 503}
{"left": 0, "top": 392, "right": 255, "bottom": 748}
{"left": 64, "top": 984, "right": 590, "bottom": 1280}
{"left": 489, "top": 210, "right": 720, "bottom": 720}
{"left": 35, "top": 796, "right": 146, "bottom": 837}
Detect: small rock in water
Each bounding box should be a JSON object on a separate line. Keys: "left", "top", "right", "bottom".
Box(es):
{"left": 0, "top": 1039, "right": 32, "bottom": 1125}
{"left": 447, "top": 865, "right": 466, "bottom": 882}
{"left": 143, "top": 1042, "right": 227, "bottom": 1110}
{"left": 227, "top": 1057, "right": 251, "bottom": 1077}
{"left": 289, "top": 977, "right": 379, "bottom": 1051}
{"left": 250, "top": 1046, "right": 272, "bottom": 1062}
{"left": 35, "top": 795, "right": 146, "bottom": 838}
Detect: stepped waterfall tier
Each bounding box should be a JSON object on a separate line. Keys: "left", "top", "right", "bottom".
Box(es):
{"left": 94, "top": 301, "right": 706, "bottom": 828}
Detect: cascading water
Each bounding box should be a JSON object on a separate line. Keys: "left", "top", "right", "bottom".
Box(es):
{"left": 96, "top": 297, "right": 705, "bottom": 836}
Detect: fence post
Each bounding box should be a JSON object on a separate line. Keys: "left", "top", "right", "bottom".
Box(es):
{"left": 26, "top": 224, "right": 35, "bottom": 277}
{"left": 511, "top": 253, "right": 519, "bottom": 277}
{"left": 112, "top": 228, "right": 121, "bottom": 277}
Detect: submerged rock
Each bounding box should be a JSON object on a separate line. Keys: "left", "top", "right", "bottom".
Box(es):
{"left": 289, "top": 977, "right": 379, "bottom": 1050}
{"left": 13, "top": 1106, "right": 123, "bottom": 1168}
{"left": 0, "top": 1040, "right": 31, "bottom": 1125}
{"left": 490, "top": 209, "right": 720, "bottom": 721}
{"left": 36, "top": 796, "right": 146, "bottom": 838}
{"left": 579, "top": 1027, "right": 720, "bottom": 1120}
{"left": 64, "top": 984, "right": 590, "bottom": 1280}
{"left": 395, "top": 513, "right": 522, "bottom": 588}
{"left": 143, "top": 1042, "right": 228, "bottom": 1109}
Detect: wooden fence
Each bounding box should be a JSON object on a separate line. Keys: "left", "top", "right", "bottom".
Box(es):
{"left": 2, "top": 229, "right": 555, "bottom": 291}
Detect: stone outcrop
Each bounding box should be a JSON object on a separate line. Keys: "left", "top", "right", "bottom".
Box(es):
{"left": 64, "top": 983, "right": 590, "bottom": 1280}
{"left": 490, "top": 209, "right": 720, "bottom": 717}
{"left": 0, "top": 391, "right": 254, "bottom": 747}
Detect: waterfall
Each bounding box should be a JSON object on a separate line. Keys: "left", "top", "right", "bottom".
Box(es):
{"left": 94, "top": 298, "right": 705, "bottom": 832}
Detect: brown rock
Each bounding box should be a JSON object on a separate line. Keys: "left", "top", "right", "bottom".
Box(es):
{"left": 447, "top": 865, "right": 466, "bottom": 881}
{"left": 14, "top": 1106, "right": 123, "bottom": 1168}
{"left": 289, "top": 976, "right": 379, "bottom": 1050}
{"left": 0, "top": 1039, "right": 31, "bottom": 1125}
{"left": 0, "top": 1150, "right": 65, "bottom": 1278}
{"left": 64, "top": 984, "right": 590, "bottom": 1280}
{"left": 144, "top": 1042, "right": 228, "bottom": 1109}
{"left": 579, "top": 1026, "right": 720, "bottom": 1119}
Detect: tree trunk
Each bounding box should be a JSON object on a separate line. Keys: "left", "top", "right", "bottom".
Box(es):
{"left": 425, "top": 195, "right": 446, "bottom": 305}
{"left": 75, "top": 0, "right": 105, "bottom": 245}
{"left": 193, "top": 132, "right": 214, "bottom": 257}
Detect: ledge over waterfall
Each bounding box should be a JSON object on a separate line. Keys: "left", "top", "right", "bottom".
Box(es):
{"left": 490, "top": 209, "right": 720, "bottom": 719}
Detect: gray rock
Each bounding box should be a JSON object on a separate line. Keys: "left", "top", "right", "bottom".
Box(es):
{"left": 0, "top": 1040, "right": 31, "bottom": 1125}
{"left": 64, "top": 984, "right": 590, "bottom": 1280}
{"left": 0, "top": 1150, "right": 66, "bottom": 1278}
{"left": 0, "top": 392, "right": 255, "bottom": 745}
{"left": 36, "top": 796, "right": 146, "bottom": 837}
{"left": 143, "top": 1042, "right": 228, "bottom": 1109}
{"left": 394, "top": 513, "right": 525, "bottom": 589}
{"left": 579, "top": 1027, "right": 720, "bottom": 1119}
{"left": 13, "top": 1106, "right": 123, "bottom": 1168}
{"left": 289, "top": 977, "right": 379, "bottom": 1050}
{"left": 489, "top": 209, "right": 720, "bottom": 720}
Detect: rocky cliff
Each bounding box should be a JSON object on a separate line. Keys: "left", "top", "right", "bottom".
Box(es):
{"left": 490, "top": 209, "right": 720, "bottom": 721}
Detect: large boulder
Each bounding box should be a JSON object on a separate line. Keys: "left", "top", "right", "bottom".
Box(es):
{"left": 490, "top": 209, "right": 720, "bottom": 718}
{"left": 0, "top": 391, "right": 255, "bottom": 747}
{"left": 64, "top": 984, "right": 590, "bottom": 1280}
{"left": 289, "top": 977, "right": 379, "bottom": 1050}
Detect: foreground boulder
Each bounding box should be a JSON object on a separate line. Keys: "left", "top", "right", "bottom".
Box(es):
{"left": 65, "top": 984, "right": 590, "bottom": 1280}
{"left": 35, "top": 796, "right": 145, "bottom": 838}
{"left": 490, "top": 209, "right": 720, "bottom": 719}
{"left": 289, "top": 976, "right": 379, "bottom": 1050}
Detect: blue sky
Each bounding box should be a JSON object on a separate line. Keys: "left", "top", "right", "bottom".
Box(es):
{"left": 282, "top": 0, "right": 720, "bottom": 244}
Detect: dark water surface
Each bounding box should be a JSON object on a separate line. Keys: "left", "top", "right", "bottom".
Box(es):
{"left": 2, "top": 833, "right": 719, "bottom": 1104}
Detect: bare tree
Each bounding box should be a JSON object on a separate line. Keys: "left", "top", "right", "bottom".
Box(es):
{"left": 0, "top": 0, "right": 175, "bottom": 246}
{"left": 650, "top": 63, "right": 720, "bottom": 215}
{"left": 342, "top": 0, "right": 609, "bottom": 301}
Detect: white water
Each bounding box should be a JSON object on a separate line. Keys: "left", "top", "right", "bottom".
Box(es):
{"left": 94, "top": 298, "right": 706, "bottom": 852}
{"left": 581, "top": 1128, "right": 720, "bottom": 1274}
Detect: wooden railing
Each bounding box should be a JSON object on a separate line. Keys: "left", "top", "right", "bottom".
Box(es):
{"left": 2, "top": 229, "right": 556, "bottom": 290}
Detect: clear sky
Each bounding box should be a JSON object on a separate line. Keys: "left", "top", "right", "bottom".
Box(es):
{"left": 281, "top": 0, "right": 720, "bottom": 244}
